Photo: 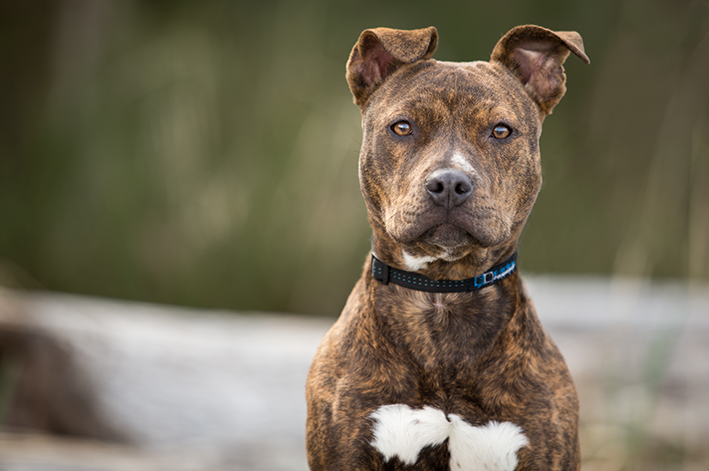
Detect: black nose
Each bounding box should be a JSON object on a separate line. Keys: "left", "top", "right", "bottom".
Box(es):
{"left": 425, "top": 170, "right": 473, "bottom": 208}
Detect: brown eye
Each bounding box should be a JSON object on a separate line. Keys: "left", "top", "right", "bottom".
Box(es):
{"left": 392, "top": 121, "right": 412, "bottom": 136}
{"left": 492, "top": 124, "right": 511, "bottom": 139}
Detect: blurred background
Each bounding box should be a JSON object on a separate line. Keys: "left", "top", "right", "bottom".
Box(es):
{"left": 1, "top": 0, "right": 707, "bottom": 316}
{"left": 0, "top": 0, "right": 708, "bottom": 470}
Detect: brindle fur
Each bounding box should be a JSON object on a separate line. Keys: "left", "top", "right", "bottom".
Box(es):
{"left": 306, "top": 25, "right": 589, "bottom": 470}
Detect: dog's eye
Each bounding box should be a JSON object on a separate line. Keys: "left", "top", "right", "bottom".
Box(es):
{"left": 492, "top": 124, "right": 512, "bottom": 139}
{"left": 392, "top": 121, "right": 412, "bottom": 136}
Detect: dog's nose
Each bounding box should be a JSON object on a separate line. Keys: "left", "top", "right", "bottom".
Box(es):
{"left": 425, "top": 170, "right": 473, "bottom": 208}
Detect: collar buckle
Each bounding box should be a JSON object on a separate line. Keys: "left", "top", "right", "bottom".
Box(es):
{"left": 474, "top": 271, "right": 495, "bottom": 288}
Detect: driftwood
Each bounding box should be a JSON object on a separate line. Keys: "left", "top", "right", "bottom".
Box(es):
{"left": 0, "top": 280, "right": 707, "bottom": 471}
{"left": 0, "top": 323, "right": 123, "bottom": 441}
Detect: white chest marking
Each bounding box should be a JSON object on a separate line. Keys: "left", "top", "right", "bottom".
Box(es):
{"left": 370, "top": 404, "right": 529, "bottom": 470}
{"left": 402, "top": 251, "right": 439, "bottom": 271}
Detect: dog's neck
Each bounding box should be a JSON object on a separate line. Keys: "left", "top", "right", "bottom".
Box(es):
{"left": 366, "top": 225, "right": 526, "bottom": 378}
{"left": 365, "top": 250, "right": 524, "bottom": 379}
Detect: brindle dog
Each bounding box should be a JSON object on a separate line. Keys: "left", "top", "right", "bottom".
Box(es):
{"left": 306, "top": 25, "right": 589, "bottom": 470}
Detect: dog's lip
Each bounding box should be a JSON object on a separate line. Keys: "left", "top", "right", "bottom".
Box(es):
{"left": 391, "top": 215, "right": 471, "bottom": 246}
{"left": 422, "top": 223, "right": 473, "bottom": 249}
{"left": 389, "top": 206, "right": 508, "bottom": 248}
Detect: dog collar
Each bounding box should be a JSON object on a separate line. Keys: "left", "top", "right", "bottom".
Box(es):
{"left": 371, "top": 252, "right": 517, "bottom": 293}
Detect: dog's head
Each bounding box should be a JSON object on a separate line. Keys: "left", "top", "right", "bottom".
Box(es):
{"left": 347, "top": 25, "right": 588, "bottom": 273}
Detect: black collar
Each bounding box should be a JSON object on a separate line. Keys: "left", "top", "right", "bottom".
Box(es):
{"left": 371, "top": 252, "right": 517, "bottom": 293}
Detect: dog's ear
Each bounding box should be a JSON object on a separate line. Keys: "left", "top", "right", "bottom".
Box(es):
{"left": 491, "top": 25, "right": 589, "bottom": 115}
{"left": 346, "top": 27, "right": 438, "bottom": 107}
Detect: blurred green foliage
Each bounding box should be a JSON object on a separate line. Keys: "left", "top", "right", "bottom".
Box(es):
{"left": 0, "top": 0, "right": 707, "bottom": 315}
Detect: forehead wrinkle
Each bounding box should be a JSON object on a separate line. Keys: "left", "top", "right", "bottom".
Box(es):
{"left": 432, "top": 69, "right": 497, "bottom": 116}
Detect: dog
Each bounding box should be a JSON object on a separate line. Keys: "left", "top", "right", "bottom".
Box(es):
{"left": 306, "top": 25, "right": 589, "bottom": 470}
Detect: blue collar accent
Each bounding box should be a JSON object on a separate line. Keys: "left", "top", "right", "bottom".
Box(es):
{"left": 371, "top": 253, "right": 517, "bottom": 292}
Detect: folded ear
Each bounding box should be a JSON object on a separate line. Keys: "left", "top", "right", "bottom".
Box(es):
{"left": 490, "top": 25, "right": 590, "bottom": 115}
{"left": 346, "top": 26, "right": 438, "bottom": 107}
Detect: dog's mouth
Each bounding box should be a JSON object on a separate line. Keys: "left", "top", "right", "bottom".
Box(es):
{"left": 386, "top": 206, "right": 512, "bottom": 250}
{"left": 422, "top": 223, "right": 474, "bottom": 249}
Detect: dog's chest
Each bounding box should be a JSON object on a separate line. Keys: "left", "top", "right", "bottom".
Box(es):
{"left": 367, "top": 292, "right": 527, "bottom": 470}
{"left": 374, "top": 289, "right": 511, "bottom": 377}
